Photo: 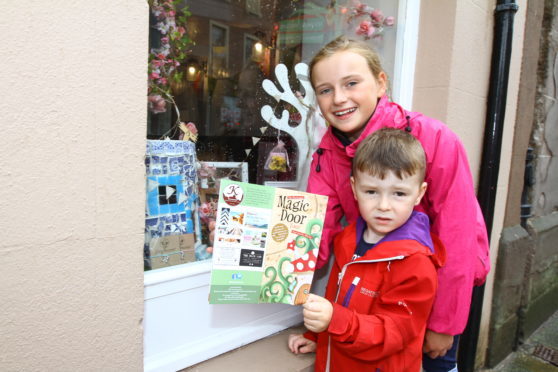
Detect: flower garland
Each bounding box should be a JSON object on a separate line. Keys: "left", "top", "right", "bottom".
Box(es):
{"left": 147, "top": 0, "right": 197, "bottom": 141}
{"left": 344, "top": 1, "right": 395, "bottom": 40}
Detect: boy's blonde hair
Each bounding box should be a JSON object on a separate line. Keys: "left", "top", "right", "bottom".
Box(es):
{"left": 353, "top": 128, "right": 426, "bottom": 181}
{"left": 309, "top": 36, "right": 384, "bottom": 87}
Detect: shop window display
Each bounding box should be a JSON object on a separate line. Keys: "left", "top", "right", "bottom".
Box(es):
{"left": 145, "top": 0, "right": 397, "bottom": 271}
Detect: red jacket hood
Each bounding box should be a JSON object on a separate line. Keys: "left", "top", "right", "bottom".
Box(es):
{"left": 334, "top": 211, "right": 446, "bottom": 269}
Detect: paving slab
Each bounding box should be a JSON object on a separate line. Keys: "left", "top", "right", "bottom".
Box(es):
{"left": 482, "top": 310, "right": 558, "bottom": 372}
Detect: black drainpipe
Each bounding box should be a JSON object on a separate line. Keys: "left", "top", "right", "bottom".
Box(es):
{"left": 457, "top": 1, "right": 519, "bottom": 371}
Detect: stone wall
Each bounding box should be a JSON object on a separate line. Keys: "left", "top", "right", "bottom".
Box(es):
{"left": 487, "top": 1, "right": 558, "bottom": 367}
{"left": 531, "top": 0, "right": 558, "bottom": 216}
{"left": 487, "top": 214, "right": 558, "bottom": 367}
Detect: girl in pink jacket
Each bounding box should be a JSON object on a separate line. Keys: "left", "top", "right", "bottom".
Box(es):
{"left": 294, "top": 36, "right": 490, "bottom": 372}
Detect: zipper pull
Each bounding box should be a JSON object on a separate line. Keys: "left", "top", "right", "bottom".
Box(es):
{"left": 341, "top": 277, "right": 361, "bottom": 307}
{"left": 398, "top": 300, "right": 413, "bottom": 315}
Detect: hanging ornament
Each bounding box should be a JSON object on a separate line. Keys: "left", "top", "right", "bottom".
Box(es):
{"left": 179, "top": 122, "right": 198, "bottom": 142}
{"left": 264, "top": 140, "right": 289, "bottom": 172}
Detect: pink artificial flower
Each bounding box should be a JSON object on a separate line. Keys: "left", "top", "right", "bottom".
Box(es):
{"left": 200, "top": 203, "right": 211, "bottom": 216}
{"left": 358, "top": 4, "right": 372, "bottom": 15}
{"left": 150, "top": 72, "right": 160, "bottom": 80}
{"left": 152, "top": 60, "right": 162, "bottom": 67}
{"left": 158, "top": 77, "right": 168, "bottom": 85}
{"left": 161, "top": 36, "right": 169, "bottom": 44}
{"left": 148, "top": 94, "right": 167, "bottom": 114}
{"left": 157, "top": 53, "right": 166, "bottom": 60}
{"left": 384, "top": 16, "right": 395, "bottom": 26}
{"left": 186, "top": 122, "right": 198, "bottom": 135}
{"left": 371, "top": 9, "right": 384, "bottom": 23}
{"left": 177, "top": 26, "right": 186, "bottom": 35}
{"left": 356, "top": 20, "right": 375, "bottom": 38}
{"left": 168, "top": 10, "right": 176, "bottom": 17}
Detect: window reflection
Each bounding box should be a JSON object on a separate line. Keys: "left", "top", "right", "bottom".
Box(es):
{"left": 146, "top": 0, "right": 398, "bottom": 270}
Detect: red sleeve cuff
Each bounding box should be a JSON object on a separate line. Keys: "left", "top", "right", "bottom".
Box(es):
{"left": 327, "top": 303, "right": 353, "bottom": 338}
{"left": 303, "top": 330, "right": 318, "bottom": 342}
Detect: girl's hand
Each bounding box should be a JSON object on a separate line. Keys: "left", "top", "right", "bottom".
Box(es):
{"left": 422, "top": 330, "right": 454, "bottom": 359}
{"left": 287, "top": 333, "right": 316, "bottom": 354}
{"left": 302, "top": 294, "right": 333, "bottom": 333}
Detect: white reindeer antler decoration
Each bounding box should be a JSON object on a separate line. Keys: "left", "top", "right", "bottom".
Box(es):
{"left": 260, "top": 63, "right": 326, "bottom": 189}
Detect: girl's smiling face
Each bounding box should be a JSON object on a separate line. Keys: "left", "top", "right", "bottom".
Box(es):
{"left": 312, "top": 51, "right": 387, "bottom": 142}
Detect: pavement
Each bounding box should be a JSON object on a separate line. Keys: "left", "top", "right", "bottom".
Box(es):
{"left": 481, "top": 309, "right": 558, "bottom": 372}
{"left": 184, "top": 310, "right": 558, "bottom": 372}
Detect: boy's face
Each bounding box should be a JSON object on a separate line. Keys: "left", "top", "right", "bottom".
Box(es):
{"left": 312, "top": 51, "right": 386, "bottom": 142}
{"left": 351, "top": 169, "right": 427, "bottom": 244}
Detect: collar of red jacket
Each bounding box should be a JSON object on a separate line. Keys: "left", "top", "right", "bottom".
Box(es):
{"left": 335, "top": 211, "right": 446, "bottom": 268}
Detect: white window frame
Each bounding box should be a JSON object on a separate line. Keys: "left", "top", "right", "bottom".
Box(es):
{"left": 144, "top": 2, "right": 421, "bottom": 371}
{"left": 208, "top": 20, "right": 230, "bottom": 78}
{"left": 392, "top": 0, "right": 421, "bottom": 109}
{"left": 243, "top": 33, "right": 260, "bottom": 67}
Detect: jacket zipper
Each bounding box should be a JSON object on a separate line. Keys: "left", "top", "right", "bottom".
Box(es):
{"left": 325, "top": 255, "right": 405, "bottom": 371}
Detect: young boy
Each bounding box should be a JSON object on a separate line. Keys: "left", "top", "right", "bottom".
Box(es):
{"left": 288, "top": 128, "right": 445, "bottom": 372}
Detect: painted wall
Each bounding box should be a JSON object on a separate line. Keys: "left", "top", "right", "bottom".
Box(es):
{"left": 0, "top": 1, "right": 148, "bottom": 370}
{"left": 414, "top": 0, "right": 494, "bottom": 180}
{"left": 414, "top": 0, "right": 526, "bottom": 367}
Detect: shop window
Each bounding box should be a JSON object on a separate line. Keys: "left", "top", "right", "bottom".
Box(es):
{"left": 145, "top": 0, "right": 407, "bottom": 272}
{"left": 144, "top": 1, "right": 419, "bottom": 369}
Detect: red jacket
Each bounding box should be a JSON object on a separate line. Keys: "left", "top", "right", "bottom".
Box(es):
{"left": 307, "top": 95, "right": 489, "bottom": 334}
{"left": 305, "top": 213, "right": 445, "bottom": 372}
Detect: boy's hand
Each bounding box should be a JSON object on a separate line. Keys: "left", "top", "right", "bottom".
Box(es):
{"left": 423, "top": 330, "right": 454, "bottom": 358}
{"left": 288, "top": 333, "right": 316, "bottom": 354}
{"left": 302, "top": 294, "right": 333, "bottom": 333}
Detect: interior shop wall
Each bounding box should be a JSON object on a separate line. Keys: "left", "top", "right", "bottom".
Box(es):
{"left": 413, "top": 0, "right": 526, "bottom": 367}
{"left": 0, "top": 2, "right": 147, "bottom": 371}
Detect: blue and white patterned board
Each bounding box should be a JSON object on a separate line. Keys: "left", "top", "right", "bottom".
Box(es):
{"left": 145, "top": 140, "right": 199, "bottom": 268}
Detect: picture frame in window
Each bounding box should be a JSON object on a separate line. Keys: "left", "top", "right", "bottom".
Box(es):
{"left": 263, "top": 181, "right": 299, "bottom": 190}
{"left": 243, "top": 34, "right": 260, "bottom": 67}
{"left": 199, "top": 162, "right": 249, "bottom": 198}
{"left": 208, "top": 21, "right": 229, "bottom": 79}
{"left": 198, "top": 161, "right": 248, "bottom": 246}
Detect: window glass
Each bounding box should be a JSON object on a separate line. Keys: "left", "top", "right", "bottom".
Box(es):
{"left": 145, "top": 0, "right": 399, "bottom": 271}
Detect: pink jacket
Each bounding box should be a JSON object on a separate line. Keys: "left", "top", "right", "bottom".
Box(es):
{"left": 307, "top": 95, "right": 490, "bottom": 335}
